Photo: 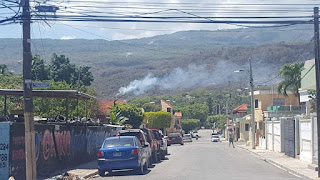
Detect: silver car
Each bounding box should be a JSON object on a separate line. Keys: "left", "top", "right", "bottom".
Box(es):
{"left": 183, "top": 134, "right": 193, "bottom": 142}
{"left": 211, "top": 135, "right": 220, "bottom": 142}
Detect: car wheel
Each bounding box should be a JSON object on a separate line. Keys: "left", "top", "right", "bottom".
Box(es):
{"left": 98, "top": 169, "right": 105, "bottom": 177}
{"left": 135, "top": 163, "right": 145, "bottom": 175}
{"left": 161, "top": 151, "right": 165, "bottom": 160}
{"left": 168, "top": 144, "right": 171, "bottom": 146}
{"left": 181, "top": 143, "right": 184, "bottom": 145}
{"left": 165, "top": 148, "right": 168, "bottom": 155}
{"left": 157, "top": 152, "right": 161, "bottom": 162}
{"left": 152, "top": 152, "right": 158, "bottom": 163}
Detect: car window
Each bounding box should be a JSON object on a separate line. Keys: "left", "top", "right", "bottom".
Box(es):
{"left": 119, "top": 132, "right": 142, "bottom": 141}
{"left": 184, "top": 134, "right": 191, "bottom": 138}
{"left": 212, "top": 135, "right": 219, "bottom": 138}
{"left": 135, "top": 137, "right": 142, "bottom": 147}
{"left": 153, "top": 131, "right": 160, "bottom": 139}
{"left": 103, "top": 138, "right": 134, "bottom": 148}
{"left": 169, "top": 133, "right": 180, "bottom": 137}
{"left": 149, "top": 130, "right": 155, "bottom": 139}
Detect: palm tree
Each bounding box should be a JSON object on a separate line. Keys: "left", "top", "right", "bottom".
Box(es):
{"left": 277, "top": 62, "right": 304, "bottom": 104}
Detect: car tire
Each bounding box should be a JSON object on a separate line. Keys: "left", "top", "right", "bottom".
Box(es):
{"left": 168, "top": 144, "right": 171, "bottom": 146}
{"left": 165, "top": 148, "right": 168, "bottom": 155}
{"left": 98, "top": 169, "right": 105, "bottom": 177}
{"left": 181, "top": 143, "right": 184, "bottom": 145}
{"left": 157, "top": 151, "right": 161, "bottom": 162}
{"left": 135, "top": 163, "right": 145, "bottom": 175}
{"left": 161, "top": 151, "right": 165, "bottom": 160}
{"left": 148, "top": 157, "right": 152, "bottom": 167}
{"left": 152, "top": 152, "right": 158, "bottom": 163}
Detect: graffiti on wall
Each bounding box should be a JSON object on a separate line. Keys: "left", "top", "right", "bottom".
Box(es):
{"left": 0, "top": 122, "right": 10, "bottom": 180}
{"left": 10, "top": 124, "right": 113, "bottom": 180}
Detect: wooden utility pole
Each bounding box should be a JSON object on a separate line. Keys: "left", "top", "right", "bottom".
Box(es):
{"left": 313, "top": 7, "right": 320, "bottom": 178}
{"left": 249, "top": 58, "right": 256, "bottom": 149}
{"left": 22, "top": 0, "right": 37, "bottom": 179}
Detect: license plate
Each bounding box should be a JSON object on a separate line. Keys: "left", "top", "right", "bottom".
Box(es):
{"left": 113, "top": 152, "right": 121, "bottom": 156}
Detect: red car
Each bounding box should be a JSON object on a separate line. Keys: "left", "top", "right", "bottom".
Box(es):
{"left": 141, "top": 128, "right": 161, "bottom": 163}
{"left": 151, "top": 129, "right": 168, "bottom": 160}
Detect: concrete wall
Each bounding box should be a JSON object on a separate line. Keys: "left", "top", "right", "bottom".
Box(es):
{"left": 299, "top": 119, "right": 313, "bottom": 163}
{"left": 239, "top": 120, "right": 249, "bottom": 141}
{"left": 9, "top": 123, "right": 117, "bottom": 180}
{"left": 0, "top": 122, "right": 10, "bottom": 180}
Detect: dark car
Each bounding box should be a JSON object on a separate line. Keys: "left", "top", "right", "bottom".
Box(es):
{"left": 151, "top": 129, "right": 168, "bottom": 160}
{"left": 117, "top": 129, "right": 152, "bottom": 166}
{"left": 97, "top": 136, "right": 148, "bottom": 176}
{"left": 141, "top": 128, "right": 161, "bottom": 162}
{"left": 167, "top": 133, "right": 184, "bottom": 146}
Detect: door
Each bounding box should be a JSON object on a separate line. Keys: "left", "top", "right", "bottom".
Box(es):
{"left": 284, "top": 118, "right": 295, "bottom": 158}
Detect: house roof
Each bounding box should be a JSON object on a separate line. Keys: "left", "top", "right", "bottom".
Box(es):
{"left": 161, "top": 99, "right": 173, "bottom": 108}
{"left": 233, "top": 104, "right": 248, "bottom": 114}
{"left": 99, "top": 100, "right": 124, "bottom": 114}
{"left": 174, "top": 112, "right": 182, "bottom": 117}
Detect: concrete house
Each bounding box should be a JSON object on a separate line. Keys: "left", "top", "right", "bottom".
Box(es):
{"left": 160, "top": 99, "right": 181, "bottom": 133}
{"left": 300, "top": 59, "right": 315, "bottom": 115}
{"left": 250, "top": 90, "right": 299, "bottom": 136}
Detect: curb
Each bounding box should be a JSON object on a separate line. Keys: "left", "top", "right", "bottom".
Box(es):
{"left": 236, "top": 145, "right": 312, "bottom": 180}
{"left": 83, "top": 171, "right": 98, "bottom": 179}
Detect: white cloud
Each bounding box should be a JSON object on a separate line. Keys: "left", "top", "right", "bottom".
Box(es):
{"left": 60, "top": 36, "right": 76, "bottom": 40}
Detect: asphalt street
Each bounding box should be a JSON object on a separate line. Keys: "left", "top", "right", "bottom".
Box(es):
{"left": 91, "top": 129, "right": 303, "bottom": 180}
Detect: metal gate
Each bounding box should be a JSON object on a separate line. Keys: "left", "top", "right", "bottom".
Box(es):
{"left": 284, "top": 118, "right": 295, "bottom": 158}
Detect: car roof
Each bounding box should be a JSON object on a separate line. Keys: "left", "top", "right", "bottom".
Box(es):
{"left": 106, "top": 136, "right": 136, "bottom": 140}
{"left": 119, "top": 129, "right": 142, "bottom": 133}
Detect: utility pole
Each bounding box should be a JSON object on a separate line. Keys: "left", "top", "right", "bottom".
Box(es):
{"left": 313, "top": 7, "right": 320, "bottom": 178}
{"left": 226, "top": 81, "right": 231, "bottom": 139}
{"left": 22, "top": 0, "right": 36, "bottom": 179}
{"left": 249, "top": 58, "right": 256, "bottom": 149}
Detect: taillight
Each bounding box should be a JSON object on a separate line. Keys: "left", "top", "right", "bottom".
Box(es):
{"left": 131, "top": 148, "right": 139, "bottom": 155}
{"left": 140, "top": 134, "right": 145, "bottom": 143}
{"left": 116, "top": 133, "right": 119, "bottom": 137}
{"left": 97, "top": 150, "right": 104, "bottom": 157}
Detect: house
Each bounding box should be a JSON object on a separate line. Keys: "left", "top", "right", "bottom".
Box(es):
{"left": 160, "top": 99, "right": 181, "bottom": 133}
{"left": 233, "top": 104, "right": 250, "bottom": 142}
{"left": 300, "top": 59, "right": 315, "bottom": 115}
{"left": 97, "top": 100, "right": 125, "bottom": 123}
{"left": 250, "top": 90, "right": 299, "bottom": 136}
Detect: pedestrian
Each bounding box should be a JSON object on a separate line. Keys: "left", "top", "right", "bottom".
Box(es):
{"left": 229, "top": 129, "right": 235, "bottom": 148}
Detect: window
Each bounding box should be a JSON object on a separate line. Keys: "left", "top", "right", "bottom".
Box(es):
{"left": 245, "top": 124, "right": 249, "bottom": 131}
{"left": 254, "top": 99, "right": 259, "bottom": 109}
{"left": 273, "top": 98, "right": 285, "bottom": 106}
{"left": 167, "top": 108, "right": 171, "bottom": 112}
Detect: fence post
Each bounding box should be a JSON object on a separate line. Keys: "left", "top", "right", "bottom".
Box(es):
{"left": 272, "top": 118, "right": 275, "bottom": 151}
{"left": 295, "top": 117, "right": 300, "bottom": 156}
{"left": 280, "top": 118, "right": 285, "bottom": 152}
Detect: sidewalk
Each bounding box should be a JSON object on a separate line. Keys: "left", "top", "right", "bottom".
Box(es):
{"left": 44, "top": 161, "right": 98, "bottom": 180}
{"left": 237, "top": 144, "right": 319, "bottom": 180}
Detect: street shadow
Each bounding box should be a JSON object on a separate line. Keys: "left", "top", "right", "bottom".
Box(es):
{"left": 105, "top": 169, "right": 151, "bottom": 177}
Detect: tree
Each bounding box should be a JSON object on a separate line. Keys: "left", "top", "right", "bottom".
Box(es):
{"left": 144, "top": 111, "right": 171, "bottom": 129}
{"left": 111, "top": 103, "right": 144, "bottom": 128}
{"left": 175, "top": 103, "right": 209, "bottom": 124}
{"left": 205, "top": 115, "right": 229, "bottom": 129}
{"left": 32, "top": 55, "right": 50, "bottom": 81}
{"left": 277, "top": 62, "right": 304, "bottom": 102}
{"left": 0, "top": 64, "right": 8, "bottom": 75}
{"left": 181, "top": 119, "right": 201, "bottom": 133}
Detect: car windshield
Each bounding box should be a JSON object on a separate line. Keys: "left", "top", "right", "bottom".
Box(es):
{"left": 212, "top": 135, "right": 219, "bottom": 138}
{"left": 103, "top": 138, "right": 134, "bottom": 148}
{"left": 184, "top": 134, "right": 191, "bottom": 138}
{"left": 169, "top": 133, "right": 180, "bottom": 137}
{"left": 119, "top": 132, "right": 141, "bottom": 141}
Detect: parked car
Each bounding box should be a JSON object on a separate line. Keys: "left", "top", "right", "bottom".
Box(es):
{"left": 117, "top": 129, "right": 152, "bottom": 166}
{"left": 141, "top": 128, "right": 161, "bottom": 163}
{"left": 167, "top": 133, "right": 184, "bottom": 146}
{"left": 183, "top": 134, "right": 193, "bottom": 142}
{"left": 211, "top": 135, "right": 220, "bottom": 142}
{"left": 151, "top": 129, "right": 168, "bottom": 160}
{"left": 97, "top": 136, "right": 148, "bottom": 176}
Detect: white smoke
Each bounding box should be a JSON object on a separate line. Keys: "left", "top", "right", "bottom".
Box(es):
{"left": 117, "top": 60, "right": 278, "bottom": 96}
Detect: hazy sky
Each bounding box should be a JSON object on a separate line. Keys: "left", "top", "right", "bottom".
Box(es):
{"left": 0, "top": 0, "right": 317, "bottom": 40}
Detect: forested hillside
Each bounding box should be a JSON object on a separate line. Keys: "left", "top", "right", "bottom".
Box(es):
{"left": 0, "top": 25, "right": 314, "bottom": 98}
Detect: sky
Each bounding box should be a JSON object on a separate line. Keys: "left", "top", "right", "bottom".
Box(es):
{"left": 0, "top": 0, "right": 318, "bottom": 40}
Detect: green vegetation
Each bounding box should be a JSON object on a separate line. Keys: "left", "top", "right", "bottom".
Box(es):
{"left": 144, "top": 111, "right": 171, "bottom": 129}
{"left": 111, "top": 103, "right": 144, "bottom": 128}
{"left": 277, "top": 62, "right": 304, "bottom": 98}
{"left": 205, "top": 115, "right": 230, "bottom": 130}
{"left": 175, "top": 104, "right": 209, "bottom": 124}
{"left": 181, "top": 119, "right": 201, "bottom": 133}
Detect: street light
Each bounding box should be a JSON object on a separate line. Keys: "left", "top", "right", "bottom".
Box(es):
{"left": 234, "top": 58, "right": 256, "bottom": 149}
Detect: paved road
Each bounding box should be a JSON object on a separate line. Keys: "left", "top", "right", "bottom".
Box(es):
{"left": 91, "top": 129, "right": 303, "bottom": 180}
